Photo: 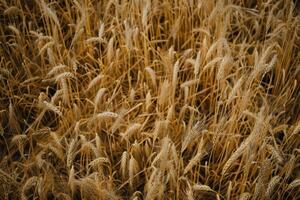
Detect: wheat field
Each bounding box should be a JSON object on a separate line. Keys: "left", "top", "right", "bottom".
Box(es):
{"left": 0, "top": 0, "right": 300, "bottom": 199}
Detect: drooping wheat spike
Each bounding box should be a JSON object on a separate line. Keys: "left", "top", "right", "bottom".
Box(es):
{"left": 47, "top": 64, "right": 67, "bottom": 77}
{"left": 291, "top": 120, "right": 300, "bottom": 135}
{"left": 145, "top": 91, "right": 152, "bottom": 111}
{"left": 54, "top": 193, "right": 72, "bottom": 200}
{"left": 95, "top": 134, "right": 102, "bottom": 157}
{"left": 145, "top": 67, "right": 157, "bottom": 89}
{"left": 194, "top": 51, "right": 201, "bottom": 76}
{"left": 181, "top": 120, "right": 203, "bottom": 153}
{"left": 68, "top": 166, "right": 76, "bottom": 195}
{"left": 205, "top": 40, "right": 219, "bottom": 60}
{"left": 239, "top": 192, "right": 251, "bottom": 200}
{"left": 39, "top": 41, "right": 55, "bottom": 56}
{"left": 129, "top": 155, "right": 139, "bottom": 189}
{"left": 217, "top": 55, "right": 232, "bottom": 81}
{"left": 184, "top": 137, "right": 204, "bottom": 174}
{"left": 166, "top": 104, "right": 175, "bottom": 122}
{"left": 8, "top": 102, "right": 21, "bottom": 134}
{"left": 129, "top": 88, "right": 136, "bottom": 103}
{"left": 165, "top": 45, "right": 176, "bottom": 75}
{"left": 192, "top": 184, "right": 214, "bottom": 192}
{"left": 202, "top": 57, "right": 222, "bottom": 72}
{"left": 96, "top": 111, "right": 119, "bottom": 119}
{"left": 187, "top": 187, "right": 195, "bottom": 200}
{"left": 42, "top": 101, "right": 62, "bottom": 116}
{"left": 253, "top": 159, "right": 272, "bottom": 199}
{"left": 94, "top": 88, "right": 107, "bottom": 110}
{"left": 124, "top": 20, "right": 133, "bottom": 50}
{"left": 284, "top": 155, "right": 295, "bottom": 179}
{"left": 4, "top": 6, "right": 20, "bottom": 15}
{"left": 184, "top": 86, "right": 189, "bottom": 104}
{"left": 182, "top": 48, "right": 193, "bottom": 59}
{"left": 159, "top": 137, "right": 170, "bottom": 172}
{"left": 47, "top": 47, "right": 56, "bottom": 66}
{"left": 98, "top": 21, "right": 105, "bottom": 39}
{"left": 48, "top": 144, "right": 65, "bottom": 162}
{"left": 87, "top": 74, "right": 105, "bottom": 91}
{"left": 86, "top": 23, "right": 105, "bottom": 44}
{"left": 121, "top": 151, "right": 128, "bottom": 179}
{"left": 172, "top": 60, "right": 180, "bottom": 99}
{"left": 107, "top": 37, "right": 114, "bottom": 63}
{"left": 152, "top": 120, "right": 168, "bottom": 145}
{"left": 11, "top": 134, "right": 27, "bottom": 155}
{"left": 121, "top": 123, "right": 142, "bottom": 141}
{"left": 267, "top": 144, "right": 283, "bottom": 164}
{"left": 73, "top": 103, "right": 81, "bottom": 121}
{"left": 226, "top": 181, "right": 232, "bottom": 200}
{"left": 51, "top": 89, "right": 63, "bottom": 104}
{"left": 71, "top": 28, "right": 84, "bottom": 47}
{"left": 40, "top": 0, "right": 60, "bottom": 27}
{"left": 55, "top": 72, "right": 74, "bottom": 82}
{"left": 142, "top": 0, "right": 151, "bottom": 29}
{"left": 61, "top": 78, "right": 70, "bottom": 105}
{"left": 158, "top": 80, "right": 170, "bottom": 106}
{"left": 131, "top": 191, "right": 143, "bottom": 200}
{"left": 21, "top": 176, "right": 39, "bottom": 200}
{"left": 222, "top": 107, "right": 269, "bottom": 175}
{"left": 265, "top": 175, "right": 281, "bottom": 198}
{"left": 264, "top": 54, "right": 277, "bottom": 74}
{"left": 287, "top": 179, "right": 300, "bottom": 190}
{"left": 67, "top": 138, "right": 79, "bottom": 169}
{"left": 8, "top": 25, "right": 20, "bottom": 36}
{"left": 145, "top": 168, "right": 161, "bottom": 200}
{"left": 180, "top": 79, "right": 200, "bottom": 88}
{"left": 170, "top": 17, "right": 181, "bottom": 40}
{"left": 89, "top": 157, "right": 110, "bottom": 168}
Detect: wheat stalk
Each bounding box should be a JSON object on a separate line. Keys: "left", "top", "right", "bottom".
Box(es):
{"left": 2, "top": 1, "right": 300, "bottom": 199}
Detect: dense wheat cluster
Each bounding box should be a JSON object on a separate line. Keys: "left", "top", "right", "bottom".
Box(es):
{"left": 1, "top": 0, "right": 300, "bottom": 199}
